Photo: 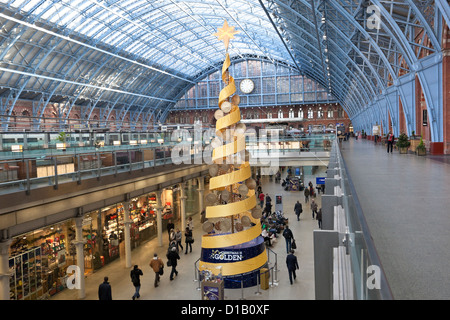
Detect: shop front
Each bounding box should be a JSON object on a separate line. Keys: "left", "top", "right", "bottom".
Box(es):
{"left": 7, "top": 186, "right": 196, "bottom": 299}
{"left": 9, "top": 221, "right": 75, "bottom": 300}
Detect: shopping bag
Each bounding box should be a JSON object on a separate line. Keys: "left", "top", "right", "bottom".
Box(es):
{"left": 291, "top": 240, "right": 297, "bottom": 250}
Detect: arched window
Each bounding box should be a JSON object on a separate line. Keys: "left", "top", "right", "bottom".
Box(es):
{"left": 278, "top": 109, "right": 283, "bottom": 119}
{"left": 307, "top": 108, "right": 313, "bottom": 119}
{"left": 298, "top": 108, "right": 303, "bottom": 119}
{"left": 267, "top": 112, "right": 272, "bottom": 119}
{"left": 317, "top": 107, "right": 323, "bottom": 118}
{"left": 327, "top": 106, "right": 333, "bottom": 118}
{"left": 288, "top": 108, "right": 294, "bottom": 118}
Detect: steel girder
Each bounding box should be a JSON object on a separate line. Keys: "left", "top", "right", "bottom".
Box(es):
{"left": 324, "top": 0, "right": 444, "bottom": 141}
{"left": 0, "top": 0, "right": 447, "bottom": 136}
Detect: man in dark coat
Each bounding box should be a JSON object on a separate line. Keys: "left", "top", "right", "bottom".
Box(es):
{"left": 130, "top": 265, "right": 143, "bottom": 300}
{"left": 98, "top": 276, "right": 112, "bottom": 300}
{"left": 282, "top": 226, "right": 294, "bottom": 253}
{"left": 286, "top": 250, "right": 299, "bottom": 285}
{"left": 294, "top": 201, "right": 303, "bottom": 221}
{"left": 316, "top": 208, "right": 323, "bottom": 229}
{"left": 167, "top": 246, "right": 180, "bottom": 280}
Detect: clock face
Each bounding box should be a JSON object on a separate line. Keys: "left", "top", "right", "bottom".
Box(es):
{"left": 240, "top": 79, "right": 254, "bottom": 94}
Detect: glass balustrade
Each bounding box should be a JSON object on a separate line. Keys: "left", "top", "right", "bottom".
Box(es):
{"left": 332, "top": 141, "right": 393, "bottom": 300}
{"left": 0, "top": 132, "right": 335, "bottom": 195}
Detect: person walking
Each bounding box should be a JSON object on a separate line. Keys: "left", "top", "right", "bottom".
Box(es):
{"left": 167, "top": 246, "right": 180, "bottom": 281}
{"left": 304, "top": 187, "right": 310, "bottom": 203}
{"left": 175, "top": 228, "right": 183, "bottom": 252}
{"left": 286, "top": 250, "right": 299, "bottom": 285}
{"left": 149, "top": 253, "right": 164, "bottom": 288}
{"left": 316, "top": 208, "right": 323, "bottom": 229}
{"left": 187, "top": 216, "right": 194, "bottom": 231}
{"left": 282, "top": 225, "right": 294, "bottom": 254}
{"left": 266, "top": 193, "right": 272, "bottom": 203}
{"left": 294, "top": 201, "right": 303, "bottom": 221}
{"left": 98, "top": 276, "right": 112, "bottom": 300}
{"left": 310, "top": 199, "right": 318, "bottom": 219}
{"left": 309, "top": 182, "right": 315, "bottom": 198}
{"left": 167, "top": 219, "right": 175, "bottom": 239}
{"left": 386, "top": 131, "right": 395, "bottom": 153}
{"left": 259, "top": 192, "right": 265, "bottom": 208}
{"left": 184, "top": 227, "right": 193, "bottom": 254}
{"left": 169, "top": 228, "right": 176, "bottom": 243}
{"left": 130, "top": 265, "right": 143, "bottom": 300}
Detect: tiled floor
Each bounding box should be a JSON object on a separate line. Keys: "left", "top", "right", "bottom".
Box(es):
{"left": 51, "top": 169, "right": 327, "bottom": 300}
{"left": 341, "top": 138, "right": 450, "bottom": 300}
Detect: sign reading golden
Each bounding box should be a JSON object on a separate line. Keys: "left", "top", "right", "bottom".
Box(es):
{"left": 199, "top": 20, "right": 268, "bottom": 288}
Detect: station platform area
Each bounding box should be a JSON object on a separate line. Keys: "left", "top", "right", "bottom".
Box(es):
{"left": 48, "top": 137, "right": 450, "bottom": 301}
{"left": 50, "top": 170, "right": 325, "bottom": 301}
{"left": 341, "top": 138, "right": 450, "bottom": 300}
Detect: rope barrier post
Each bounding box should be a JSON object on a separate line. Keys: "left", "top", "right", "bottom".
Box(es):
{"left": 197, "top": 270, "right": 202, "bottom": 291}
{"left": 273, "top": 257, "right": 279, "bottom": 284}
{"left": 254, "top": 271, "right": 262, "bottom": 295}
{"left": 239, "top": 276, "right": 246, "bottom": 300}
{"left": 193, "top": 259, "right": 199, "bottom": 282}
{"left": 269, "top": 267, "right": 278, "bottom": 287}
{"left": 273, "top": 264, "right": 279, "bottom": 284}
{"left": 267, "top": 247, "right": 271, "bottom": 266}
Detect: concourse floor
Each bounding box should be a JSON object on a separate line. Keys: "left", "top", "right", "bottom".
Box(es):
{"left": 51, "top": 170, "right": 326, "bottom": 301}
{"left": 341, "top": 138, "right": 450, "bottom": 300}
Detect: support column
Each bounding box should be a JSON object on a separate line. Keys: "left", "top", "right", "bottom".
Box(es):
{"left": 179, "top": 183, "right": 187, "bottom": 233}
{"left": 73, "top": 216, "right": 86, "bottom": 299}
{"left": 123, "top": 200, "right": 132, "bottom": 269}
{"left": 313, "top": 230, "right": 339, "bottom": 300}
{"left": 0, "top": 238, "right": 12, "bottom": 300}
{"left": 442, "top": 21, "right": 450, "bottom": 154}
{"left": 155, "top": 190, "right": 163, "bottom": 247}
{"left": 197, "top": 177, "right": 205, "bottom": 214}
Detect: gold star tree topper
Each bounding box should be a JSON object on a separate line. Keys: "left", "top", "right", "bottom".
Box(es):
{"left": 213, "top": 20, "right": 240, "bottom": 51}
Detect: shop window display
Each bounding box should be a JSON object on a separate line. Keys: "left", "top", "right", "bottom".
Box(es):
{"left": 134, "top": 196, "right": 156, "bottom": 242}
{"left": 102, "top": 205, "right": 124, "bottom": 263}
{"left": 80, "top": 213, "right": 100, "bottom": 274}
{"left": 9, "top": 223, "right": 73, "bottom": 299}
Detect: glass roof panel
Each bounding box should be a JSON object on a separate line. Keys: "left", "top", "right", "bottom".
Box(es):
{"left": 0, "top": 0, "right": 290, "bottom": 78}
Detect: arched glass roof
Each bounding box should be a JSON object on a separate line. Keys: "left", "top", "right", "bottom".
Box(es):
{"left": 0, "top": 0, "right": 447, "bottom": 133}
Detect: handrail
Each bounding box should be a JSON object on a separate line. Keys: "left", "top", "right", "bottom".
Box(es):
{"left": 336, "top": 142, "right": 394, "bottom": 300}
{"left": 0, "top": 155, "right": 176, "bottom": 195}
{"left": 193, "top": 246, "right": 278, "bottom": 299}
{"left": 331, "top": 140, "right": 393, "bottom": 300}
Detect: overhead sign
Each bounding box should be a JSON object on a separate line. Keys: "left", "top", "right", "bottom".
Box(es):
{"left": 372, "top": 125, "right": 381, "bottom": 135}
{"left": 316, "top": 177, "right": 326, "bottom": 185}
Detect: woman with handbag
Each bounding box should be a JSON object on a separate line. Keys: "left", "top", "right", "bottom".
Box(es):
{"left": 184, "top": 227, "right": 193, "bottom": 254}
{"left": 166, "top": 246, "right": 180, "bottom": 280}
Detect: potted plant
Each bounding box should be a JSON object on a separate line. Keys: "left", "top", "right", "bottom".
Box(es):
{"left": 396, "top": 133, "right": 410, "bottom": 154}
{"left": 94, "top": 140, "right": 103, "bottom": 150}
{"left": 416, "top": 136, "right": 426, "bottom": 156}
{"left": 56, "top": 132, "right": 69, "bottom": 151}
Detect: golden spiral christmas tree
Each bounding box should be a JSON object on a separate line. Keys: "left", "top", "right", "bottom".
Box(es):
{"left": 199, "top": 20, "right": 268, "bottom": 288}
